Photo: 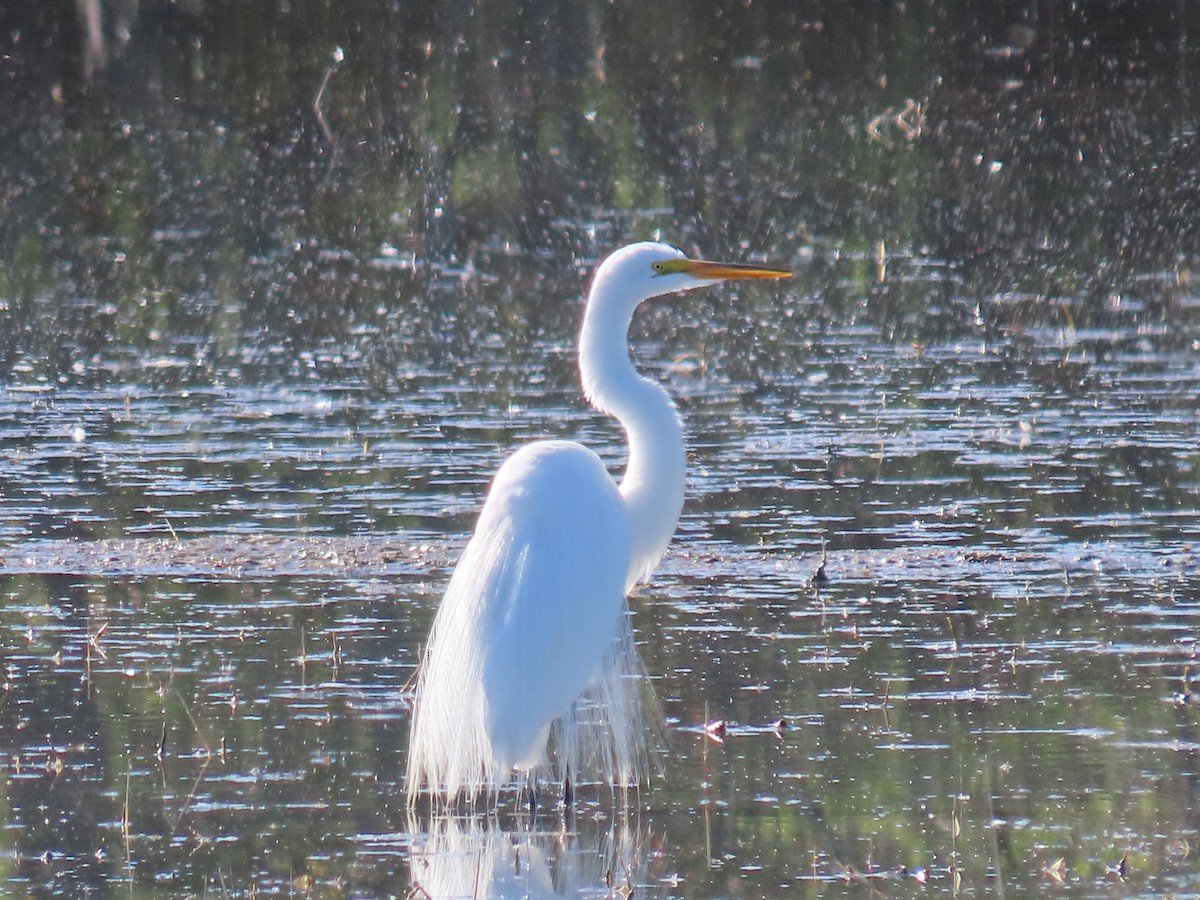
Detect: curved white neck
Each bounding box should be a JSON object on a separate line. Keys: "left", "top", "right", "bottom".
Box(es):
{"left": 580, "top": 299, "right": 686, "bottom": 592}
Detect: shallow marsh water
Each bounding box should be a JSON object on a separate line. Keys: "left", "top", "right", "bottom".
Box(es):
{"left": 3, "top": 2, "right": 1200, "bottom": 897}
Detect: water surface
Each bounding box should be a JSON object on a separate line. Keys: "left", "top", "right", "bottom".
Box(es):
{"left": 2, "top": 2, "right": 1200, "bottom": 897}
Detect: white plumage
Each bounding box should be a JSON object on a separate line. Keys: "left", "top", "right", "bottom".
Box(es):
{"left": 406, "top": 242, "right": 789, "bottom": 801}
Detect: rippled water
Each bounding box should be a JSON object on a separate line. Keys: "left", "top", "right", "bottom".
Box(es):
{"left": 4, "top": 1, "right": 1200, "bottom": 896}
{"left": 2, "top": 250, "right": 1199, "bottom": 897}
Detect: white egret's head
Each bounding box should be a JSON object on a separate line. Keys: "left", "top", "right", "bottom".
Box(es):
{"left": 592, "top": 241, "right": 790, "bottom": 313}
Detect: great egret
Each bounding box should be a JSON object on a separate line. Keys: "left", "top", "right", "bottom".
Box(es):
{"left": 406, "top": 241, "right": 790, "bottom": 802}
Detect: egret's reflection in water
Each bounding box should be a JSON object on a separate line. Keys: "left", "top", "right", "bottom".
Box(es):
{"left": 408, "top": 812, "right": 664, "bottom": 900}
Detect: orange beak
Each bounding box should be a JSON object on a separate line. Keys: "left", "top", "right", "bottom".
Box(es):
{"left": 682, "top": 259, "right": 792, "bottom": 281}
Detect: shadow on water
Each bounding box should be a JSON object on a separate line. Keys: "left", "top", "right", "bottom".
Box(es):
{"left": 1, "top": 0, "right": 1199, "bottom": 897}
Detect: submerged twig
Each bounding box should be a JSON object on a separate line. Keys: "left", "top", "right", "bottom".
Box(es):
{"left": 314, "top": 47, "right": 346, "bottom": 187}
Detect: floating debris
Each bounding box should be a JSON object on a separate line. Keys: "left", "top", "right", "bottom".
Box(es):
{"left": 1106, "top": 850, "right": 1129, "bottom": 881}
{"left": 1040, "top": 857, "right": 1067, "bottom": 884}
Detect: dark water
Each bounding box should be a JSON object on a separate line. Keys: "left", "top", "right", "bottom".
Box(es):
{"left": 3, "top": 2, "right": 1200, "bottom": 897}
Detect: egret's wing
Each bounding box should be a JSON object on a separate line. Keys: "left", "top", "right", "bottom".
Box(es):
{"left": 406, "top": 441, "right": 637, "bottom": 798}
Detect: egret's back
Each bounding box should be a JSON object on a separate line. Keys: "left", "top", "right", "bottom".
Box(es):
{"left": 406, "top": 440, "right": 647, "bottom": 799}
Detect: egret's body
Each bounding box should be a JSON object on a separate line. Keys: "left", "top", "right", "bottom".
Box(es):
{"left": 406, "top": 242, "right": 789, "bottom": 801}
